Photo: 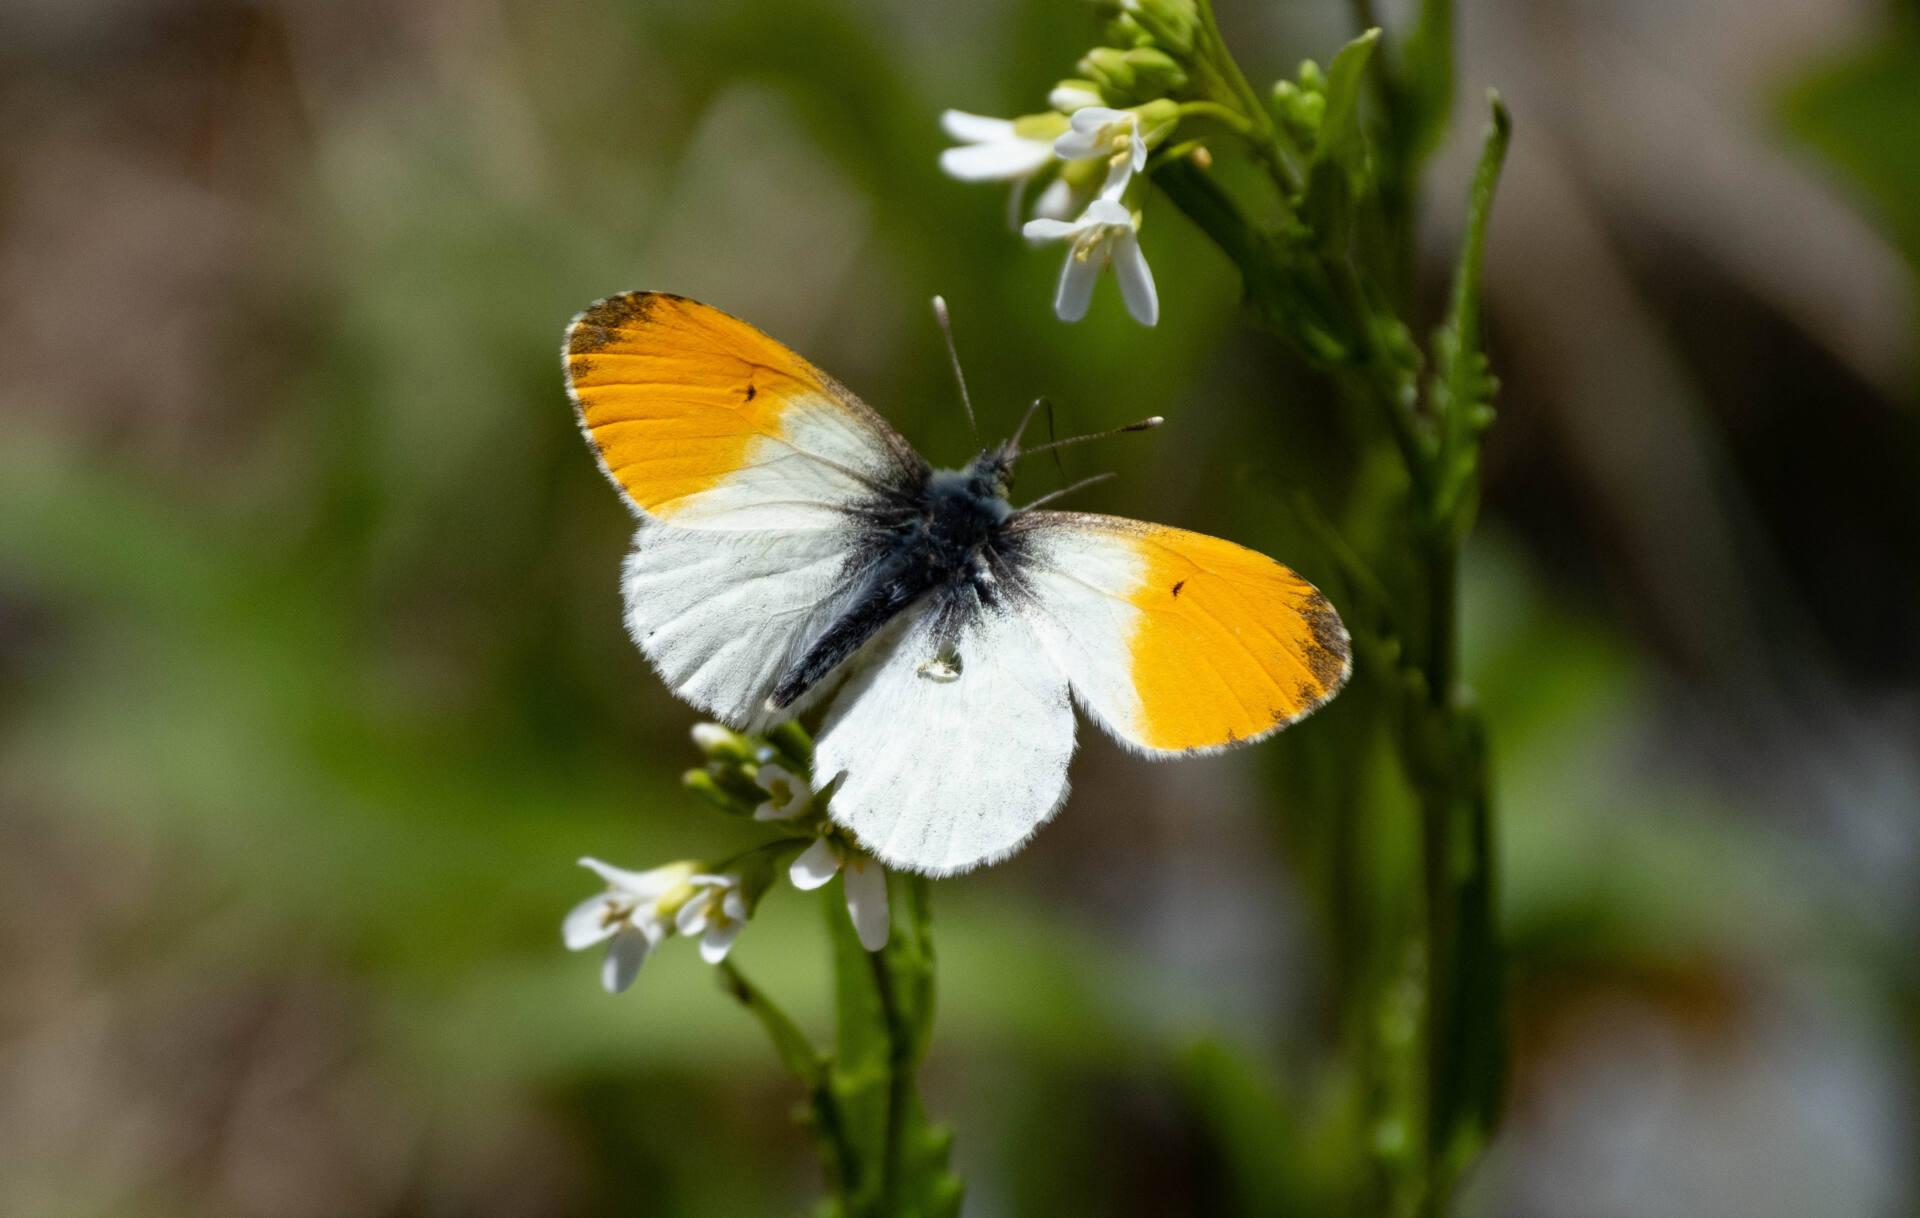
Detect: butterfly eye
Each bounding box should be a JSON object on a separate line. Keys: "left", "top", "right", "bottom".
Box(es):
{"left": 916, "top": 650, "right": 963, "bottom": 683}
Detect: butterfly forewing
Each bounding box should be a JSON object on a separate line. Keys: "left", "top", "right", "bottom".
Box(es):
{"left": 565, "top": 292, "right": 925, "bottom": 529}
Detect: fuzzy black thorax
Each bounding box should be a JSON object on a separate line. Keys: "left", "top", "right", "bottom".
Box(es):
{"left": 764, "top": 452, "right": 1020, "bottom": 711}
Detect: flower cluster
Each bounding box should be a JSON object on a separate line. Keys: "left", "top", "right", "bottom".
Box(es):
{"left": 941, "top": 100, "right": 1168, "bottom": 327}
{"left": 562, "top": 722, "right": 891, "bottom": 993}
{"left": 937, "top": 0, "right": 1212, "bottom": 326}
{"left": 940, "top": 0, "right": 1366, "bottom": 333}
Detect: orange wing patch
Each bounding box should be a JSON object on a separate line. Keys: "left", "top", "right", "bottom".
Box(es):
{"left": 1123, "top": 525, "right": 1350, "bottom": 753}
{"left": 565, "top": 292, "right": 877, "bottom": 518}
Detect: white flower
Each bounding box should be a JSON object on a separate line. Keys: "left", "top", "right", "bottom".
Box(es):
{"left": 752, "top": 764, "right": 811, "bottom": 821}
{"left": 790, "top": 838, "right": 890, "bottom": 951}
{"left": 939, "top": 110, "right": 1056, "bottom": 182}
{"left": 563, "top": 858, "right": 693, "bottom": 993}
{"left": 1051, "top": 106, "right": 1148, "bottom": 200}
{"left": 1022, "top": 199, "right": 1159, "bottom": 326}
{"left": 674, "top": 873, "right": 750, "bottom": 964}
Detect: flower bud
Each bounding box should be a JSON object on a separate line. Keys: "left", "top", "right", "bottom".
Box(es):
{"left": 1298, "top": 59, "right": 1326, "bottom": 94}
{"left": 1078, "top": 46, "right": 1138, "bottom": 97}
{"left": 690, "top": 721, "right": 753, "bottom": 763}
{"left": 1121, "top": 47, "right": 1187, "bottom": 95}
{"left": 1121, "top": 0, "right": 1198, "bottom": 56}
{"left": 1294, "top": 91, "right": 1326, "bottom": 130}
{"left": 683, "top": 768, "right": 757, "bottom": 817}
{"left": 763, "top": 719, "right": 816, "bottom": 769}
{"left": 1133, "top": 97, "right": 1182, "bottom": 147}
{"left": 1050, "top": 79, "right": 1108, "bottom": 114}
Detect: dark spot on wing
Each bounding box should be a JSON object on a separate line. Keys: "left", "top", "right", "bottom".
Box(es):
{"left": 569, "top": 292, "right": 660, "bottom": 354}
{"left": 1171, "top": 579, "right": 1185, "bottom": 598}
{"left": 1298, "top": 588, "right": 1350, "bottom": 688}
{"left": 1224, "top": 727, "right": 1239, "bottom": 744}
{"left": 744, "top": 383, "right": 757, "bottom": 401}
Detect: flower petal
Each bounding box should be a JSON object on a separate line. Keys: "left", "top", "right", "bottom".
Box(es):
{"left": 790, "top": 838, "right": 842, "bottom": 890}
{"left": 700, "top": 921, "right": 743, "bottom": 964}
{"left": 1129, "top": 127, "right": 1148, "bottom": 172}
{"left": 601, "top": 929, "right": 648, "bottom": 993}
{"left": 843, "top": 858, "right": 890, "bottom": 952}
{"left": 1083, "top": 198, "right": 1133, "bottom": 226}
{"left": 940, "top": 140, "right": 1052, "bottom": 182}
{"left": 563, "top": 895, "right": 619, "bottom": 950}
{"left": 1031, "top": 177, "right": 1078, "bottom": 222}
{"left": 1023, "top": 217, "right": 1082, "bottom": 244}
{"left": 1052, "top": 130, "right": 1104, "bottom": 160}
{"left": 579, "top": 857, "right": 683, "bottom": 900}
{"left": 1054, "top": 251, "right": 1099, "bottom": 323}
{"left": 1112, "top": 232, "right": 1159, "bottom": 327}
{"left": 676, "top": 893, "right": 712, "bottom": 936}
{"left": 941, "top": 109, "right": 1014, "bottom": 142}
{"left": 1049, "top": 84, "right": 1104, "bottom": 114}
{"left": 1069, "top": 105, "right": 1127, "bottom": 133}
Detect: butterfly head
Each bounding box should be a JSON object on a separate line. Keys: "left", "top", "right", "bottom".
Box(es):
{"left": 964, "top": 444, "right": 1019, "bottom": 503}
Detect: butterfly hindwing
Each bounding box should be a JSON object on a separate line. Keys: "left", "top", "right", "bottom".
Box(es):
{"left": 1006, "top": 512, "right": 1351, "bottom": 756}
{"left": 812, "top": 589, "right": 1075, "bottom": 876}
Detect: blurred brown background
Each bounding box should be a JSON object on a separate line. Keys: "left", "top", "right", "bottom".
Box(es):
{"left": 2, "top": 0, "right": 1916, "bottom": 1214}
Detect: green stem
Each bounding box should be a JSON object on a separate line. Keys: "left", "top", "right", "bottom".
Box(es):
{"left": 867, "top": 946, "right": 913, "bottom": 1213}
{"left": 1162, "top": 39, "right": 1509, "bottom": 1218}
{"left": 715, "top": 960, "right": 859, "bottom": 1197}
{"left": 1192, "top": 0, "right": 1306, "bottom": 190}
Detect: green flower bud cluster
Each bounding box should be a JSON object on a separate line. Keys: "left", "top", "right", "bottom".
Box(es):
{"left": 683, "top": 720, "right": 824, "bottom": 826}
{"left": 1070, "top": 45, "right": 1188, "bottom": 108}
{"left": 1106, "top": 0, "right": 1199, "bottom": 57}
{"left": 1271, "top": 60, "right": 1329, "bottom": 144}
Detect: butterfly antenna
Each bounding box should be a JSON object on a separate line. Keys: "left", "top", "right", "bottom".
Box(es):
{"left": 931, "top": 296, "right": 978, "bottom": 442}
{"left": 1007, "top": 396, "right": 1048, "bottom": 453}
{"left": 1015, "top": 472, "right": 1117, "bottom": 513}
{"left": 1016, "top": 415, "right": 1164, "bottom": 458}
{"left": 1042, "top": 399, "right": 1067, "bottom": 481}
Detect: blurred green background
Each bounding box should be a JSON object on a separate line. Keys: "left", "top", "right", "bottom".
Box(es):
{"left": 2, "top": 0, "right": 1917, "bottom": 1214}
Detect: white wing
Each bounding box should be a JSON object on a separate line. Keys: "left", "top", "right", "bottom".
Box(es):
{"left": 622, "top": 520, "right": 868, "bottom": 730}
{"left": 814, "top": 592, "right": 1076, "bottom": 877}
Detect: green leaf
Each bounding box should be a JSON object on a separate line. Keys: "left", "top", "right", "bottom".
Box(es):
{"left": 1779, "top": 32, "right": 1920, "bottom": 265}
{"left": 1181, "top": 1039, "right": 1328, "bottom": 1212}
{"left": 1398, "top": 0, "right": 1455, "bottom": 166}
{"left": 1430, "top": 92, "right": 1511, "bottom": 532}
{"left": 1313, "top": 28, "right": 1381, "bottom": 170}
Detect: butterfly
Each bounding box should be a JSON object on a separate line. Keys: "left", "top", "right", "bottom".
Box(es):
{"left": 563, "top": 292, "right": 1350, "bottom": 876}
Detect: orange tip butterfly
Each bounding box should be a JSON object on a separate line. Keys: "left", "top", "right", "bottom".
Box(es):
{"left": 564, "top": 291, "right": 1351, "bottom": 876}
